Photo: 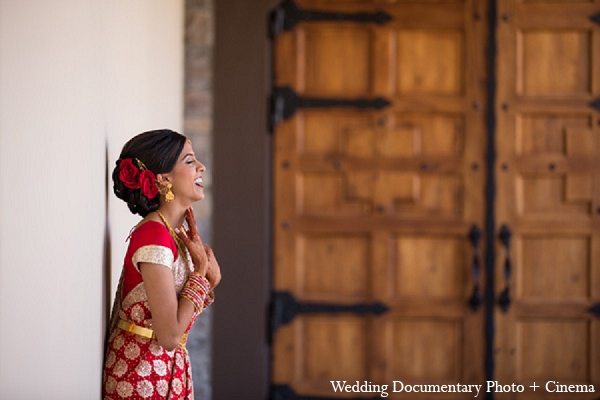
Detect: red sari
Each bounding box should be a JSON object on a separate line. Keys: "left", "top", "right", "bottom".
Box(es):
{"left": 103, "top": 221, "right": 210, "bottom": 400}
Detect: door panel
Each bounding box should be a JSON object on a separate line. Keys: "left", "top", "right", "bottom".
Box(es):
{"left": 272, "top": 0, "right": 487, "bottom": 398}
{"left": 303, "top": 27, "right": 372, "bottom": 95}
{"left": 495, "top": 0, "right": 600, "bottom": 398}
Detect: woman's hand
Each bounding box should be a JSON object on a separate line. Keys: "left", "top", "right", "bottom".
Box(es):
{"left": 176, "top": 208, "right": 208, "bottom": 276}
{"left": 203, "top": 245, "right": 222, "bottom": 289}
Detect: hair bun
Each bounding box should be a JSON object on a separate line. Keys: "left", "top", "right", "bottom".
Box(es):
{"left": 112, "top": 130, "right": 186, "bottom": 216}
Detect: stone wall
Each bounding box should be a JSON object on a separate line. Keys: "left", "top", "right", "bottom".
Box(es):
{"left": 184, "top": 0, "right": 214, "bottom": 398}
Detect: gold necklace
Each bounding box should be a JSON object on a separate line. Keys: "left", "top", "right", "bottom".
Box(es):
{"left": 156, "top": 210, "right": 189, "bottom": 268}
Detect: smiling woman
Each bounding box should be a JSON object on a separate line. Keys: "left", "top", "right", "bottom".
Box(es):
{"left": 103, "top": 129, "right": 221, "bottom": 399}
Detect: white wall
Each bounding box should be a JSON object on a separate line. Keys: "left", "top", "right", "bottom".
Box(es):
{"left": 0, "top": 1, "right": 183, "bottom": 398}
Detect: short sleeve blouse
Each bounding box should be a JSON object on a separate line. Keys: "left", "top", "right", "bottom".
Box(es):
{"left": 122, "top": 220, "right": 178, "bottom": 296}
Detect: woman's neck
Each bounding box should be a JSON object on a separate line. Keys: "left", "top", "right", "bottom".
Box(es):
{"left": 155, "top": 203, "right": 187, "bottom": 230}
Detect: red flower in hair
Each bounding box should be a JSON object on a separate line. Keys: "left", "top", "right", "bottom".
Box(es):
{"left": 140, "top": 169, "right": 159, "bottom": 199}
{"left": 119, "top": 159, "right": 140, "bottom": 189}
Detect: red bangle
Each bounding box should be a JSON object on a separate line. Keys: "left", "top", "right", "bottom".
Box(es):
{"left": 179, "top": 273, "right": 210, "bottom": 312}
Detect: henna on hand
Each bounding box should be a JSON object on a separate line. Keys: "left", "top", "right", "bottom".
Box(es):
{"left": 176, "top": 208, "right": 208, "bottom": 276}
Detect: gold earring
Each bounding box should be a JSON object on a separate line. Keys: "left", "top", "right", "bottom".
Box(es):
{"left": 165, "top": 183, "right": 174, "bottom": 202}
{"left": 159, "top": 183, "right": 174, "bottom": 202}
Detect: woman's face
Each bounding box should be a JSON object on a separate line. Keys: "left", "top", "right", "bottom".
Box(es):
{"left": 167, "top": 141, "right": 206, "bottom": 203}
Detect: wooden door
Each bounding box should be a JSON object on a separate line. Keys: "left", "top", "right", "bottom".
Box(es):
{"left": 271, "top": 0, "right": 488, "bottom": 398}
{"left": 495, "top": 0, "right": 600, "bottom": 398}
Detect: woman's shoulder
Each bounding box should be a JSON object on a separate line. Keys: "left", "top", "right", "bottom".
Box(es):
{"left": 129, "top": 220, "right": 176, "bottom": 251}
{"left": 128, "top": 220, "right": 178, "bottom": 270}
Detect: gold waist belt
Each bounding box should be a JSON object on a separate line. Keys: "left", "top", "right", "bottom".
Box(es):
{"left": 117, "top": 319, "right": 188, "bottom": 347}
{"left": 117, "top": 319, "right": 156, "bottom": 339}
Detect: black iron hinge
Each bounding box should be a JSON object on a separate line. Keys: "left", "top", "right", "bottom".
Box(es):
{"left": 270, "top": 291, "right": 389, "bottom": 333}
{"left": 270, "top": 86, "right": 391, "bottom": 129}
{"left": 270, "top": 0, "right": 392, "bottom": 37}
{"left": 271, "top": 384, "right": 382, "bottom": 400}
{"left": 589, "top": 302, "right": 600, "bottom": 317}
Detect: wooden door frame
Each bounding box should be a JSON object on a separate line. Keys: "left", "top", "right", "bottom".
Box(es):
{"left": 213, "top": 0, "right": 278, "bottom": 399}
{"left": 213, "top": 1, "right": 500, "bottom": 399}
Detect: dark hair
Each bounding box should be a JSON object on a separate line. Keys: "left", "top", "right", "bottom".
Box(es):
{"left": 112, "top": 129, "right": 187, "bottom": 216}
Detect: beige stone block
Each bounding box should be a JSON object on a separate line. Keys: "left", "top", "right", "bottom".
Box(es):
{"left": 185, "top": 11, "right": 213, "bottom": 47}
{"left": 186, "top": 0, "right": 212, "bottom": 10}
{"left": 185, "top": 90, "right": 212, "bottom": 116}
{"left": 185, "top": 48, "right": 213, "bottom": 86}
{"left": 185, "top": 117, "right": 212, "bottom": 134}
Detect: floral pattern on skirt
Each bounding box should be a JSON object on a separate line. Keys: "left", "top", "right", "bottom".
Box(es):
{"left": 103, "top": 288, "right": 196, "bottom": 400}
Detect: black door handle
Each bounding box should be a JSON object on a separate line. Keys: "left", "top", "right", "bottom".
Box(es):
{"left": 498, "top": 224, "right": 512, "bottom": 312}
{"left": 468, "top": 225, "right": 482, "bottom": 311}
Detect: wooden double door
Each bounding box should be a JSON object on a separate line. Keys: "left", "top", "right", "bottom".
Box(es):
{"left": 270, "top": 0, "right": 600, "bottom": 399}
